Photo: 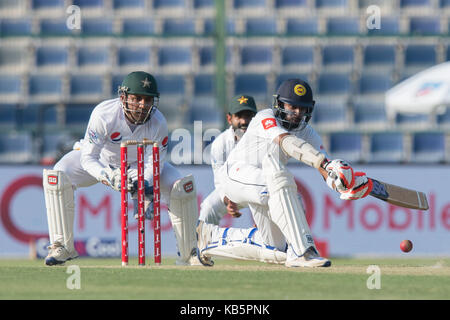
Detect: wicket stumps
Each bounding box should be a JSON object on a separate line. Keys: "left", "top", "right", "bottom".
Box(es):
{"left": 120, "top": 139, "right": 161, "bottom": 266}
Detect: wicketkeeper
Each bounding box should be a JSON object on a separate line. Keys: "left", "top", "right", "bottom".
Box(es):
{"left": 43, "top": 71, "right": 201, "bottom": 266}
{"left": 197, "top": 79, "right": 372, "bottom": 267}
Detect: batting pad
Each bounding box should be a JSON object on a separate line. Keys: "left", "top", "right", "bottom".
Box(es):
{"left": 203, "top": 227, "right": 286, "bottom": 265}
{"left": 168, "top": 174, "right": 198, "bottom": 263}
{"left": 262, "top": 153, "right": 316, "bottom": 257}
{"left": 43, "top": 169, "right": 75, "bottom": 252}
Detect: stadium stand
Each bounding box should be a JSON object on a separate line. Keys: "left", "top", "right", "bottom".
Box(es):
{"left": 0, "top": 131, "right": 34, "bottom": 164}
{"left": 328, "top": 132, "right": 363, "bottom": 163}
{"left": 2, "top": 0, "right": 450, "bottom": 164}
{"left": 412, "top": 132, "right": 446, "bottom": 163}
{"left": 369, "top": 132, "right": 405, "bottom": 163}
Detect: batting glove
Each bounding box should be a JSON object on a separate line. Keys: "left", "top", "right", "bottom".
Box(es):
{"left": 339, "top": 172, "right": 373, "bottom": 200}
{"left": 323, "top": 159, "right": 355, "bottom": 192}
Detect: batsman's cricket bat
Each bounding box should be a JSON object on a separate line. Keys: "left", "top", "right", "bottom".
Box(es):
{"left": 318, "top": 165, "right": 428, "bottom": 211}
{"left": 368, "top": 178, "right": 429, "bottom": 211}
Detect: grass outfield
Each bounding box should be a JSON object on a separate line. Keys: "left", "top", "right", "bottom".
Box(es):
{"left": 0, "top": 257, "right": 449, "bottom": 300}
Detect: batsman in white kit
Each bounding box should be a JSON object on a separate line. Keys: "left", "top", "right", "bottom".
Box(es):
{"left": 43, "top": 71, "right": 201, "bottom": 266}
{"left": 199, "top": 94, "right": 257, "bottom": 225}
{"left": 197, "top": 79, "right": 373, "bottom": 267}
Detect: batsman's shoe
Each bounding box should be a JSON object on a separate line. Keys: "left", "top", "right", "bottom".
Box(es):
{"left": 45, "top": 242, "right": 79, "bottom": 266}
{"left": 175, "top": 248, "right": 212, "bottom": 266}
{"left": 195, "top": 221, "right": 214, "bottom": 267}
{"left": 285, "top": 246, "right": 331, "bottom": 268}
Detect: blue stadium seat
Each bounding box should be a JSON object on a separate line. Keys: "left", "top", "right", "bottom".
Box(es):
{"left": 194, "top": 0, "right": 214, "bottom": 9}
{"left": 64, "top": 104, "right": 95, "bottom": 129}
{"left": 194, "top": 74, "right": 215, "bottom": 96}
{"left": 285, "top": 18, "right": 319, "bottom": 35}
{"left": 357, "top": 72, "right": 393, "bottom": 95}
{"left": 0, "top": 74, "right": 22, "bottom": 98}
{"left": 312, "top": 101, "right": 347, "bottom": 130}
{"left": 203, "top": 18, "right": 236, "bottom": 35}
{"left": 363, "top": 44, "right": 397, "bottom": 70}
{"left": 81, "top": 19, "right": 114, "bottom": 36}
{"left": 19, "top": 104, "right": 58, "bottom": 129}
{"left": 281, "top": 45, "right": 314, "bottom": 70}
{"left": 28, "top": 74, "right": 63, "bottom": 98}
{"left": 0, "top": 104, "right": 17, "bottom": 129}
{"left": 162, "top": 18, "right": 196, "bottom": 36}
{"left": 153, "top": 0, "right": 186, "bottom": 10}
{"left": 35, "top": 46, "right": 69, "bottom": 69}
{"left": 328, "top": 132, "right": 362, "bottom": 163}
{"left": 122, "top": 19, "right": 155, "bottom": 35}
{"left": 40, "top": 19, "right": 74, "bottom": 36}
{"left": 352, "top": 101, "right": 387, "bottom": 129}
{"left": 322, "top": 45, "right": 354, "bottom": 70}
{"left": 234, "top": 74, "right": 268, "bottom": 99}
{"left": 32, "top": 0, "right": 65, "bottom": 10}
{"left": 155, "top": 74, "right": 185, "bottom": 96}
{"left": 113, "top": 0, "right": 145, "bottom": 9}
{"left": 188, "top": 97, "right": 222, "bottom": 129}
{"left": 70, "top": 74, "right": 104, "bottom": 98}
{"left": 158, "top": 45, "right": 192, "bottom": 70}
{"left": 412, "top": 132, "right": 445, "bottom": 163}
{"left": 326, "top": 17, "right": 360, "bottom": 35}
{"left": 73, "top": 0, "right": 104, "bottom": 9}
{"left": 275, "top": 0, "right": 308, "bottom": 9}
{"left": 0, "top": 46, "right": 27, "bottom": 71}
{"left": 118, "top": 46, "right": 151, "bottom": 68}
{"left": 367, "top": 17, "right": 400, "bottom": 35}
{"left": 409, "top": 17, "right": 441, "bottom": 35}
{"left": 245, "top": 17, "right": 277, "bottom": 36}
{"left": 437, "top": 106, "right": 450, "bottom": 127}
{"left": 317, "top": 72, "right": 352, "bottom": 96}
{"left": 234, "top": 0, "right": 267, "bottom": 10}
{"left": 240, "top": 45, "right": 273, "bottom": 69}
{"left": 404, "top": 44, "right": 437, "bottom": 69}
{"left": 316, "top": 0, "right": 348, "bottom": 9}
{"left": 198, "top": 45, "right": 232, "bottom": 67}
{"left": 0, "top": 132, "right": 34, "bottom": 164}
{"left": 400, "top": 0, "right": 431, "bottom": 8}
{"left": 369, "top": 132, "right": 404, "bottom": 163}
{"left": 0, "top": 19, "right": 32, "bottom": 36}
{"left": 76, "top": 46, "right": 111, "bottom": 69}
{"left": 395, "top": 113, "right": 430, "bottom": 128}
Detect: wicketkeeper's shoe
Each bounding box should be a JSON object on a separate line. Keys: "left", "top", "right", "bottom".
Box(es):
{"left": 285, "top": 246, "right": 331, "bottom": 268}
{"left": 175, "top": 248, "right": 212, "bottom": 266}
{"left": 195, "top": 221, "right": 214, "bottom": 267}
{"left": 45, "top": 242, "right": 79, "bottom": 266}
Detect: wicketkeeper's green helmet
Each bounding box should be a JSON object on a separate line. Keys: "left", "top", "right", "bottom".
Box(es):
{"left": 118, "top": 71, "right": 159, "bottom": 97}
{"left": 118, "top": 71, "right": 160, "bottom": 124}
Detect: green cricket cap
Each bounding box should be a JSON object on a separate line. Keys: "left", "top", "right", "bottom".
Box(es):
{"left": 119, "top": 71, "right": 159, "bottom": 97}
{"left": 229, "top": 95, "right": 257, "bottom": 114}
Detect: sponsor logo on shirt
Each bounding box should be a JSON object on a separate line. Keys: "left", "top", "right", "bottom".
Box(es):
{"left": 162, "top": 136, "right": 168, "bottom": 148}
{"left": 262, "top": 118, "right": 277, "bottom": 130}
{"left": 183, "top": 181, "right": 194, "bottom": 193}
{"left": 88, "top": 129, "right": 100, "bottom": 145}
{"left": 110, "top": 132, "right": 122, "bottom": 143}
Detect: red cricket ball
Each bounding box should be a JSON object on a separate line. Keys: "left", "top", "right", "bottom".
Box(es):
{"left": 400, "top": 240, "right": 413, "bottom": 253}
